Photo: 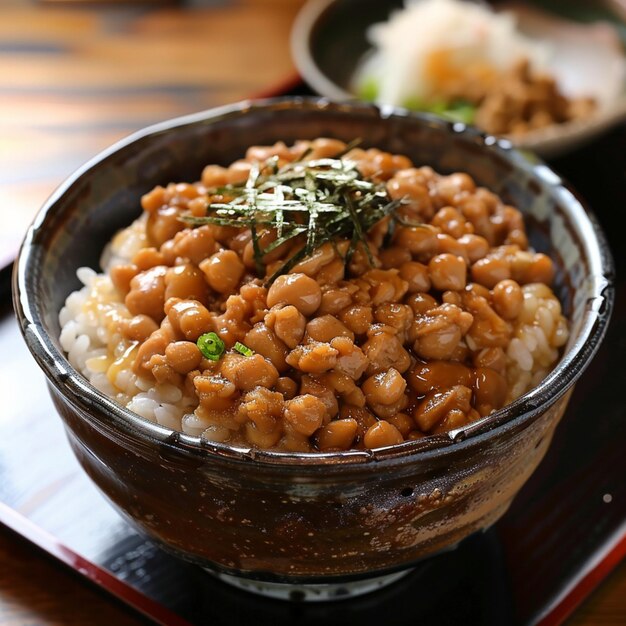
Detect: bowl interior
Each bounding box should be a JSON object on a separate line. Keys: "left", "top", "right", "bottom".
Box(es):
{"left": 15, "top": 98, "right": 613, "bottom": 459}
{"left": 298, "top": 0, "right": 402, "bottom": 97}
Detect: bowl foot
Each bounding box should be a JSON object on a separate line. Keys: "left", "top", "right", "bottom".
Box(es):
{"left": 205, "top": 568, "right": 414, "bottom": 602}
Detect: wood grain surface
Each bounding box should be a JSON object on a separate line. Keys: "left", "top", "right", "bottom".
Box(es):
{"left": 0, "top": 0, "right": 302, "bottom": 268}
{"left": 0, "top": 526, "right": 147, "bottom": 625}
{"left": 1, "top": 0, "right": 625, "bottom": 624}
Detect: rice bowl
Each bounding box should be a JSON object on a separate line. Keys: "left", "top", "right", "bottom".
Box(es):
{"left": 13, "top": 99, "right": 613, "bottom": 590}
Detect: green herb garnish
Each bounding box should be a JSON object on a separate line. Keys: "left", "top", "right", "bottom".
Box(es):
{"left": 197, "top": 332, "right": 225, "bottom": 361}
{"left": 400, "top": 97, "right": 477, "bottom": 125}
{"left": 180, "top": 142, "right": 403, "bottom": 285}
{"left": 358, "top": 76, "right": 380, "bottom": 102}
{"left": 357, "top": 75, "right": 477, "bottom": 125}
{"left": 233, "top": 342, "right": 254, "bottom": 357}
{"left": 428, "top": 100, "right": 476, "bottom": 125}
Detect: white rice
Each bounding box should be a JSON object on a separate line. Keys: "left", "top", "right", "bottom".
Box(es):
{"left": 58, "top": 217, "right": 196, "bottom": 429}
{"left": 505, "top": 283, "right": 567, "bottom": 402}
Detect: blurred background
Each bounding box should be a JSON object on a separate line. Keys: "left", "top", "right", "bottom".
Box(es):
{"left": 0, "top": 0, "right": 304, "bottom": 269}
{"left": 3, "top": 0, "right": 626, "bottom": 273}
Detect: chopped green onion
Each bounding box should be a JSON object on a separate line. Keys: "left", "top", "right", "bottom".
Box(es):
{"left": 399, "top": 97, "right": 477, "bottom": 125}
{"left": 358, "top": 76, "right": 380, "bottom": 102}
{"left": 197, "top": 332, "right": 225, "bottom": 361}
{"left": 233, "top": 342, "right": 255, "bottom": 357}
{"left": 430, "top": 100, "right": 476, "bottom": 125}
{"left": 402, "top": 95, "right": 427, "bottom": 111}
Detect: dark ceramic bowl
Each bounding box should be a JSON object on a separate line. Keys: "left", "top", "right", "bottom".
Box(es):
{"left": 13, "top": 98, "right": 613, "bottom": 598}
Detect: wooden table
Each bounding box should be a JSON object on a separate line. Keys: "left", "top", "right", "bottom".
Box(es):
{"left": 0, "top": 0, "right": 302, "bottom": 268}
{"left": 0, "top": 0, "right": 625, "bottom": 624}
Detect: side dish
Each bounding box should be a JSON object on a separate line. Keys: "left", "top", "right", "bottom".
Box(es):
{"left": 59, "top": 138, "right": 568, "bottom": 452}
{"left": 355, "top": 0, "right": 596, "bottom": 136}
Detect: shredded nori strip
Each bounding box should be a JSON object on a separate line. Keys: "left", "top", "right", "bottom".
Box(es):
{"left": 179, "top": 141, "right": 407, "bottom": 284}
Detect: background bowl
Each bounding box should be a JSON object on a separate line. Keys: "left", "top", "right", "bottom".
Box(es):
{"left": 13, "top": 98, "right": 613, "bottom": 596}
{"left": 291, "top": 0, "right": 626, "bottom": 158}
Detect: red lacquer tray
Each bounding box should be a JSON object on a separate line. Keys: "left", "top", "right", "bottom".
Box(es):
{"left": 1, "top": 86, "right": 625, "bottom": 625}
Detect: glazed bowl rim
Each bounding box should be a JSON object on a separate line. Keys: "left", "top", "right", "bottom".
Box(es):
{"left": 13, "top": 97, "right": 614, "bottom": 467}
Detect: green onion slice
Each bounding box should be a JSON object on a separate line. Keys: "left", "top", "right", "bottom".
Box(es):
{"left": 197, "top": 332, "right": 225, "bottom": 361}
{"left": 233, "top": 342, "right": 255, "bottom": 357}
